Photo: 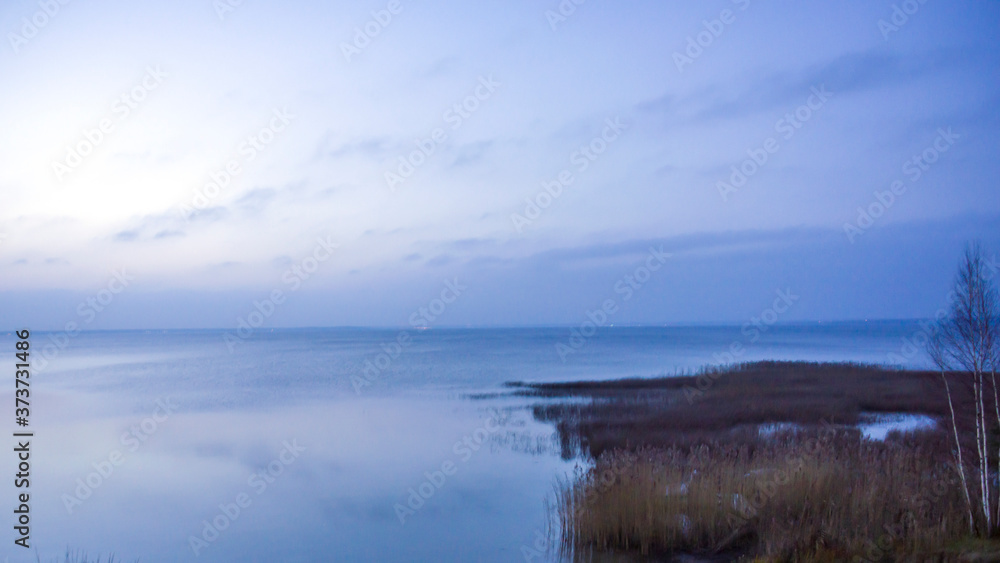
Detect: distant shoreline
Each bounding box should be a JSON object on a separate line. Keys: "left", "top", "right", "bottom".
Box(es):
{"left": 0, "top": 318, "right": 944, "bottom": 334}
{"left": 510, "top": 361, "right": 948, "bottom": 457}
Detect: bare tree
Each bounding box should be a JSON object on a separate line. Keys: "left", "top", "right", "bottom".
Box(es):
{"left": 929, "top": 331, "right": 975, "bottom": 533}
{"left": 930, "top": 242, "right": 1000, "bottom": 534}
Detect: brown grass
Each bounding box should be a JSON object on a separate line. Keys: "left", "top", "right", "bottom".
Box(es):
{"left": 555, "top": 429, "right": 974, "bottom": 561}
{"left": 512, "top": 361, "right": 975, "bottom": 458}
{"left": 511, "top": 361, "right": 1000, "bottom": 561}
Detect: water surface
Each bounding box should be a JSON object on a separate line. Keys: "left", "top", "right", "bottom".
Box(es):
{"left": 2, "top": 322, "right": 931, "bottom": 561}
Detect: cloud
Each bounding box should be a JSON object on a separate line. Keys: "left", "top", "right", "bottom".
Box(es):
{"left": 184, "top": 207, "right": 230, "bottom": 224}
{"left": 315, "top": 134, "right": 393, "bottom": 161}
{"left": 114, "top": 230, "right": 139, "bottom": 242}
{"left": 110, "top": 193, "right": 273, "bottom": 244}
{"left": 451, "top": 140, "right": 494, "bottom": 167}
{"left": 154, "top": 229, "right": 185, "bottom": 239}
{"left": 448, "top": 238, "right": 496, "bottom": 251}
{"left": 425, "top": 255, "right": 453, "bottom": 267}
{"left": 234, "top": 187, "right": 277, "bottom": 213}
{"left": 639, "top": 48, "right": 971, "bottom": 124}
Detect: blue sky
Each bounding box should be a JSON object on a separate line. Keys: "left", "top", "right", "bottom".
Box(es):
{"left": 1, "top": 0, "right": 999, "bottom": 329}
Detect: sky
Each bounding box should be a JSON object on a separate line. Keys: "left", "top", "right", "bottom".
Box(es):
{"left": 1, "top": 0, "right": 999, "bottom": 330}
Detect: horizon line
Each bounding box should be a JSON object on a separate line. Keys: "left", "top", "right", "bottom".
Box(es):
{"left": 1, "top": 318, "right": 937, "bottom": 334}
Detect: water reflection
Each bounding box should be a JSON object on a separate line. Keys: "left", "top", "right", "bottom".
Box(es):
{"left": 19, "top": 393, "right": 572, "bottom": 562}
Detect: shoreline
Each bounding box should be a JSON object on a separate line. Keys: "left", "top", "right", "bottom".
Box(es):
{"left": 510, "top": 361, "right": 952, "bottom": 457}
{"left": 512, "top": 361, "right": 1000, "bottom": 561}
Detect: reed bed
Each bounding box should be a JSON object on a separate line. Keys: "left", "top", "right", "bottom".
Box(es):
{"left": 521, "top": 362, "right": 1000, "bottom": 559}
{"left": 554, "top": 428, "right": 979, "bottom": 561}
{"left": 517, "top": 361, "right": 959, "bottom": 458}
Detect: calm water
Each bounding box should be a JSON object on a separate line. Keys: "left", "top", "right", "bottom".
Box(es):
{"left": 1, "top": 322, "right": 932, "bottom": 562}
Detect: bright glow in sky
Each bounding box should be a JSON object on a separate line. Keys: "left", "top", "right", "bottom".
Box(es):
{"left": 1, "top": 0, "right": 999, "bottom": 329}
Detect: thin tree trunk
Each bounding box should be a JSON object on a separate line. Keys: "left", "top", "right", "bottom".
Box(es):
{"left": 975, "top": 371, "right": 986, "bottom": 530}
{"left": 975, "top": 369, "right": 993, "bottom": 535}
{"left": 943, "top": 370, "right": 976, "bottom": 533}
{"left": 976, "top": 369, "right": 993, "bottom": 535}
{"left": 991, "top": 367, "right": 1000, "bottom": 526}
{"left": 980, "top": 373, "right": 987, "bottom": 531}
